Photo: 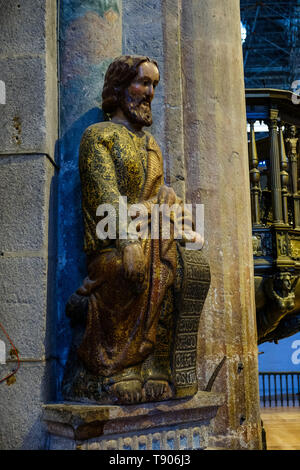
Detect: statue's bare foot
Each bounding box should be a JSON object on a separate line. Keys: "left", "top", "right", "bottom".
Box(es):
{"left": 109, "top": 379, "right": 143, "bottom": 404}
{"left": 142, "top": 379, "right": 173, "bottom": 402}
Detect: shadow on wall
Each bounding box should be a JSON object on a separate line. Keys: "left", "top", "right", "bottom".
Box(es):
{"left": 56, "top": 0, "right": 122, "bottom": 400}
{"left": 55, "top": 107, "right": 104, "bottom": 399}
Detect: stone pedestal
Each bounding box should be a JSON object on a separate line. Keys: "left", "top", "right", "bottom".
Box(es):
{"left": 43, "top": 392, "right": 224, "bottom": 450}
{"left": 179, "top": 0, "right": 263, "bottom": 449}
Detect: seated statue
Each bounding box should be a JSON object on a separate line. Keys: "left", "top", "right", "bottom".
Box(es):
{"left": 62, "top": 55, "right": 210, "bottom": 405}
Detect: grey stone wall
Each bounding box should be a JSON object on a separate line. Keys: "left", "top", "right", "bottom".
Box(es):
{"left": 0, "top": 0, "right": 58, "bottom": 450}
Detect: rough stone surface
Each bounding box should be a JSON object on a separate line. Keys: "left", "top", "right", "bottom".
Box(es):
{"left": 0, "top": 155, "right": 53, "bottom": 252}
{"left": 0, "top": 0, "right": 46, "bottom": 56}
{"left": 0, "top": 362, "right": 52, "bottom": 450}
{"left": 0, "top": 57, "right": 47, "bottom": 153}
{"left": 0, "top": 0, "right": 57, "bottom": 155}
{"left": 0, "top": 256, "right": 47, "bottom": 358}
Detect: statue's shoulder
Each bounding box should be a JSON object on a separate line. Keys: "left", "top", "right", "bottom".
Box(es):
{"left": 81, "top": 121, "right": 129, "bottom": 145}
{"left": 144, "top": 131, "right": 162, "bottom": 156}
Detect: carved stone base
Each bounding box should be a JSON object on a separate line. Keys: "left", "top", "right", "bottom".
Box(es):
{"left": 43, "top": 391, "right": 224, "bottom": 450}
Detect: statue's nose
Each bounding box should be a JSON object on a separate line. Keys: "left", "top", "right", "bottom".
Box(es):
{"left": 146, "top": 84, "right": 154, "bottom": 100}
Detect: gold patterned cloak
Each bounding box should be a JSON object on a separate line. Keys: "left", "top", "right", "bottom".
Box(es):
{"left": 76, "top": 121, "right": 178, "bottom": 377}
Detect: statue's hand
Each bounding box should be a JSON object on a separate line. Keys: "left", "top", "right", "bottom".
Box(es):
{"left": 181, "top": 230, "right": 204, "bottom": 248}
{"left": 123, "top": 243, "right": 146, "bottom": 292}
{"left": 157, "top": 185, "right": 177, "bottom": 207}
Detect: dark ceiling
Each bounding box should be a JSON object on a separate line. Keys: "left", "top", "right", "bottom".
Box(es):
{"left": 241, "top": 0, "right": 300, "bottom": 90}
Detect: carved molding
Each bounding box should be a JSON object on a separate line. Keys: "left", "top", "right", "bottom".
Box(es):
{"left": 252, "top": 231, "right": 273, "bottom": 257}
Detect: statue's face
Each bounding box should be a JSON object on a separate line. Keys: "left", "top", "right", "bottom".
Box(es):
{"left": 121, "top": 61, "right": 159, "bottom": 128}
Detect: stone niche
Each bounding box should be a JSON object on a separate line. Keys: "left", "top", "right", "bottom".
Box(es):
{"left": 45, "top": 0, "right": 262, "bottom": 452}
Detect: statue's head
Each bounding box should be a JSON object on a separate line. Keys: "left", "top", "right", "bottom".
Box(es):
{"left": 102, "top": 55, "right": 160, "bottom": 128}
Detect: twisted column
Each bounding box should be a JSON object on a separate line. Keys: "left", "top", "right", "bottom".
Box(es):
{"left": 268, "top": 108, "right": 283, "bottom": 224}
{"left": 279, "top": 122, "right": 289, "bottom": 225}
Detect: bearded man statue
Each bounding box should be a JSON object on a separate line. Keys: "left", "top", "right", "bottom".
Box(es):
{"left": 62, "top": 55, "right": 210, "bottom": 405}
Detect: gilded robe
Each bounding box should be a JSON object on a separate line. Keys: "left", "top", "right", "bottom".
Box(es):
{"left": 77, "top": 121, "right": 182, "bottom": 378}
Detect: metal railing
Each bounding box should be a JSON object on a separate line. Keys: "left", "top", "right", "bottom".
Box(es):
{"left": 259, "top": 372, "right": 300, "bottom": 407}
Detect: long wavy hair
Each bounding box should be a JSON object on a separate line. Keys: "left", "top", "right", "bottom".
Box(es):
{"left": 102, "top": 55, "right": 159, "bottom": 115}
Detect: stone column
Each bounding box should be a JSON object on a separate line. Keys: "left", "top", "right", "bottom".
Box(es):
{"left": 180, "top": 0, "right": 262, "bottom": 449}
{"left": 0, "top": 0, "right": 58, "bottom": 450}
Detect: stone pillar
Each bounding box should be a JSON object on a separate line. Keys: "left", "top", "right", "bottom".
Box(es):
{"left": 180, "top": 0, "right": 262, "bottom": 449}
{"left": 0, "top": 0, "right": 58, "bottom": 449}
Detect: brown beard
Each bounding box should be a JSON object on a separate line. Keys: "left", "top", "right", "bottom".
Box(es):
{"left": 121, "top": 89, "right": 153, "bottom": 127}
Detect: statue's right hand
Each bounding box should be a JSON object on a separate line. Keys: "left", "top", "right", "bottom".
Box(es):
{"left": 157, "top": 185, "right": 177, "bottom": 207}
{"left": 122, "top": 243, "right": 146, "bottom": 291}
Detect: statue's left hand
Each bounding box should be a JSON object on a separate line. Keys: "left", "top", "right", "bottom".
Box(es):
{"left": 157, "top": 185, "right": 177, "bottom": 207}
{"left": 189, "top": 231, "right": 204, "bottom": 246}
{"left": 181, "top": 230, "right": 204, "bottom": 248}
